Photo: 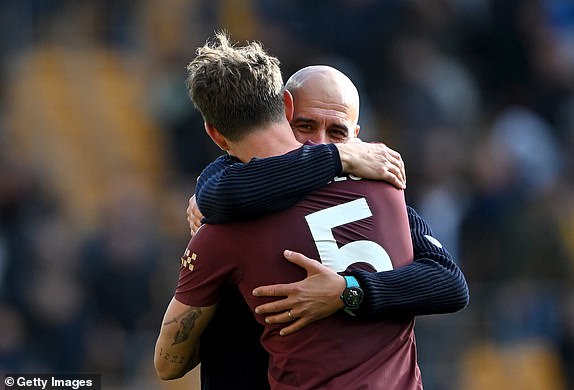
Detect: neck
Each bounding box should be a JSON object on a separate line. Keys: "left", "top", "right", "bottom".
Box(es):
{"left": 228, "top": 121, "right": 302, "bottom": 163}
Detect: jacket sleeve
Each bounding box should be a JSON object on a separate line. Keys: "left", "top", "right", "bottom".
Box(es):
{"left": 351, "top": 206, "right": 470, "bottom": 318}
{"left": 195, "top": 143, "right": 342, "bottom": 223}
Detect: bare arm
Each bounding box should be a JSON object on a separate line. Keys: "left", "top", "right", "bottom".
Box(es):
{"left": 154, "top": 297, "right": 216, "bottom": 380}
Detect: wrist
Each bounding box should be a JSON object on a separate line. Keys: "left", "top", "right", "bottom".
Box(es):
{"left": 323, "top": 143, "right": 344, "bottom": 175}
{"left": 335, "top": 144, "right": 354, "bottom": 174}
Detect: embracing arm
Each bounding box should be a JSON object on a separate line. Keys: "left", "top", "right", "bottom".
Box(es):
{"left": 154, "top": 298, "right": 216, "bottom": 380}
{"left": 195, "top": 142, "right": 405, "bottom": 224}
{"left": 352, "top": 206, "right": 469, "bottom": 319}
{"left": 252, "top": 206, "right": 469, "bottom": 335}
{"left": 196, "top": 144, "right": 342, "bottom": 223}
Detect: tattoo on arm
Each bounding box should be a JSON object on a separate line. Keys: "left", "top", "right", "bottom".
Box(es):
{"left": 163, "top": 307, "right": 203, "bottom": 346}
{"left": 158, "top": 347, "right": 187, "bottom": 365}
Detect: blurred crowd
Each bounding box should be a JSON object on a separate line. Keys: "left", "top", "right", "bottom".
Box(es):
{"left": 0, "top": 1, "right": 573, "bottom": 389}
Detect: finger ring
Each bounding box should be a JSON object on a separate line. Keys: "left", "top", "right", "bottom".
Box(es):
{"left": 287, "top": 310, "right": 293, "bottom": 320}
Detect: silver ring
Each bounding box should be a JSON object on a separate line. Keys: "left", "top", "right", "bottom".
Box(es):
{"left": 287, "top": 310, "right": 293, "bottom": 320}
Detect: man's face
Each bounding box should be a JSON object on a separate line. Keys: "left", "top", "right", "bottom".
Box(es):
{"left": 289, "top": 87, "right": 359, "bottom": 145}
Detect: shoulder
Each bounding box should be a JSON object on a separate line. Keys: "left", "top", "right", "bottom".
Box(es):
{"left": 315, "top": 175, "right": 403, "bottom": 202}
{"left": 185, "top": 224, "right": 235, "bottom": 259}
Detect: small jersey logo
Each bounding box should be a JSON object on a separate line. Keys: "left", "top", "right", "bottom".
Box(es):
{"left": 328, "top": 174, "right": 362, "bottom": 184}
{"left": 181, "top": 248, "right": 197, "bottom": 271}
{"left": 424, "top": 234, "right": 443, "bottom": 248}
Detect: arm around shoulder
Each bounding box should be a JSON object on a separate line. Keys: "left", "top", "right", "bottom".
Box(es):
{"left": 195, "top": 144, "right": 342, "bottom": 223}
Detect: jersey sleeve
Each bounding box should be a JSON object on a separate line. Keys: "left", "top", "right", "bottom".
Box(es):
{"left": 195, "top": 143, "right": 343, "bottom": 223}
{"left": 351, "top": 206, "right": 469, "bottom": 319}
{"left": 175, "top": 228, "right": 238, "bottom": 307}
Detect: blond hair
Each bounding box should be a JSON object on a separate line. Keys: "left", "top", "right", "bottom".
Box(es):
{"left": 186, "top": 32, "right": 284, "bottom": 141}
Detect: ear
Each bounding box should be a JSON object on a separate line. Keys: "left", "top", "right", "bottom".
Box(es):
{"left": 283, "top": 89, "right": 294, "bottom": 122}
{"left": 204, "top": 123, "right": 229, "bottom": 151}
{"left": 353, "top": 125, "right": 360, "bottom": 138}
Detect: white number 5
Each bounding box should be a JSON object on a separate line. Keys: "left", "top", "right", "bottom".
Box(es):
{"left": 305, "top": 198, "right": 393, "bottom": 272}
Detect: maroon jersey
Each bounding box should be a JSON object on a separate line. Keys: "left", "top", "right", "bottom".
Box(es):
{"left": 176, "top": 175, "right": 421, "bottom": 389}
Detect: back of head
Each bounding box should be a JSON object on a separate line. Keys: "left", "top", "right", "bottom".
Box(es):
{"left": 186, "top": 32, "right": 285, "bottom": 141}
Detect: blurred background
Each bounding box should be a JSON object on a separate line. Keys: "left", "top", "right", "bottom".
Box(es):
{"left": 0, "top": 0, "right": 573, "bottom": 389}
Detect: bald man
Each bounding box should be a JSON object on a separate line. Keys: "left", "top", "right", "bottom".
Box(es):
{"left": 190, "top": 65, "right": 468, "bottom": 390}
{"left": 288, "top": 65, "right": 361, "bottom": 144}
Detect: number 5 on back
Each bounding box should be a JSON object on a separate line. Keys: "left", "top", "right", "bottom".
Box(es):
{"left": 305, "top": 198, "right": 393, "bottom": 272}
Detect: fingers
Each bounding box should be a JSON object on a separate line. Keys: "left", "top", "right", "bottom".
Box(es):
{"left": 393, "top": 159, "right": 407, "bottom": 188}
{"left": 372, "top": 147, "right": 405, "bottom": 190}
{"left": 190, "top": 219, "right": 201, "bottom": 237}
{"left": 253, "top": 250, "right": 343, "bottom": 336}
{"left": 282, "top": 250, "right": 323, "bottom": 273}
{"left": 279, "top": 320, "right": 309, "bottom": 336}
{"left": 262, "top": 311, "right": 311, "bottom": 336}
{"left": 252, "top": 250, "right": 321, "bottom": 298}
{"left": 383, "top": 172, "right": 405, "bottom": 191}
{"left": 187, "top": 195, "right": 204, "bottom": 237}
{"left": 252, "top": 284, "right": 291, "bottom": 299}
{"left": 257, "top": 309, "right": 293, "bottom": 324}
{"left": 190, "top": 195, "right": 197, "bottom": 237}
{"left": 384, "top": 160, "right": 406, "bottom": 190}
{"left": 369, "top": 143, "right": 406, "bottom": 186}
{"left": 254, "top": 296, "right": 291, "bottom": 315}
{"left": 386, "top": 147, "right": 406, "bottom": 187}
{"left": 260, "top": 309, "right": 309, "bottom": 336}
{"left": 371, "top": 143, "right": 406, "bottom": 186}
{"left": 264, "top": 308, "right": 298, "bottom": 324}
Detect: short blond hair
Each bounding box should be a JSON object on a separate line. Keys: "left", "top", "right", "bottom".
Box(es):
{"left": 186, "top": 32, "right": 285, "bottom": 141}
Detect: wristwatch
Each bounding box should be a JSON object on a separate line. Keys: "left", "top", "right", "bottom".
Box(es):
{"left": 340, "top": 275, "right": 364, "bottom": 316}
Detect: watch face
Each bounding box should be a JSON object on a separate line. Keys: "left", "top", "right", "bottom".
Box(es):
{"left": 344, "top": 287, "right": 363, "bottom": 308}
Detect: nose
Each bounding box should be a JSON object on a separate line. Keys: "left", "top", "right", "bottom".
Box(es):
{"left": 309, "top": 132, "right": 329, "bottom": 145}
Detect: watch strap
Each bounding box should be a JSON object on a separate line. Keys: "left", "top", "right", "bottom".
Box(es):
{"left": 343, "top": 275, "right": 360, "bottom": 289}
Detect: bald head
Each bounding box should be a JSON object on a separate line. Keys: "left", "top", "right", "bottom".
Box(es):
{"left": 285, "top": 66, "right": 361, "bottom": 144}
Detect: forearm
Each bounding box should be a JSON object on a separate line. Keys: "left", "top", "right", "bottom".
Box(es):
{"left": 352, "top": 254, "right": 468, "bottom": 318}
{"left": 155, "top": 333, "right": 199, "bottom": 379}
{"left": 155, "top": 342, "right": 199, "bottom": 380}
{"left": 154, "top": 298, "right": 215, "bottom": 380}
{"left": 351, "top": 206, "right": 469, "bottom": 318}
{"left": 196, "top": 144, "right": 342, "bottom": 223}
